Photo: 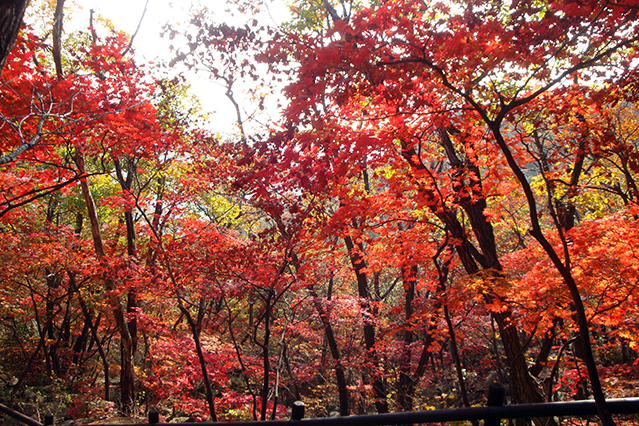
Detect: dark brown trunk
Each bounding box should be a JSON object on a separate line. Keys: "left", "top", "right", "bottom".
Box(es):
{"left": 115, "top": 158, "right": 140, "bottom": 369}
{"left": 75, "top": 151, "right": 136, "bottom": 414}
{"left": 489, "top": 124, "right": 614, "bottom": 426}
{"left": 401, "top": 138, "right": 554, "bottom": 426}
{"left": 397, "top": 265, "right": 416, "bottom": 411}
{"left": 72, "top": 315, "right": 90, "bottom": 365}
{"left": 45, "top": 279, "right": 59, "bottom": 375}
{"left": 259, "top": 294, "right": 272, "bottom": 421}
{"left": 444, "top": 306, "right": 472, "bottom": 407}
{"left": 222, "top": 296, "right": 258, "bottom": 420}
{"left": 178, "top": 296, "right": 218, "bottom": 422}
{"left": 52, "top": 0, "right": 65, "bottom": 78}
{"left": 435, "top": 245, "right": 476, "bottom": 424}
{"left": 0, "top": 0, "right": 29, "bottom": 70}
{"left": 70, "top": 273, "right": 111, "bottom": 401}
{"left": 344, "top": 234, "right": 388, "bottom": 414}
{"left": 530, "top": 322, "right": 557, "bottom": 378}
{"left": 49, "top": 296, "right": 72, "bottom": 376}
{"left": 309, "top": 285, "right": 349, "bottom": 415}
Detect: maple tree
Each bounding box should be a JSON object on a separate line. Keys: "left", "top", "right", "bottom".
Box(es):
{"left": 224, "top": 0, "right": 639, "bottom": 422}
{"left": 1, "top": 6, "right": 184, "bottom": 416}
{"left": 1, "top": 0, "right": 639, "bottom": 423}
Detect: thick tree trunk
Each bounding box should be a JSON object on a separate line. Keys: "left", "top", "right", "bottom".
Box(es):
{"left": 401, "top": 138, "right": 557, "bottom": 426}
{"left": 0, "top": 0, "right": 29, "bottom": 70}
{"left": 52, "top": 0, "right": 65, "bottom": 78}
{"left": 401, "top": 140, "right": 548, "bottom": 408}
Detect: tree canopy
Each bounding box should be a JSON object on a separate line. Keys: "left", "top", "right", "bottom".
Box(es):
{"left": 0, "top": 0, "right": 638, "bottom": 424}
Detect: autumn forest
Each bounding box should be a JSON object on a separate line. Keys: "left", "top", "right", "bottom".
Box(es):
{"left": 1, "top": 0, "right": 639, "bottom": 424}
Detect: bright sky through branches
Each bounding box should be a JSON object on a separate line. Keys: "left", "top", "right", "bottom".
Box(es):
{"left": 77, "top": 0, "right": 186, "bottom": 62}
{"left": 72, "top": 0, "right": 290, "bottom": 135}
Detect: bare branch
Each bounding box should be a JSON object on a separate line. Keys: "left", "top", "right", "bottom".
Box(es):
{"left": 122, "top": 0, "right": 150, "bottom": 57}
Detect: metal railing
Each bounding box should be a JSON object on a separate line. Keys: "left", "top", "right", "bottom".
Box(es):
{"left": 2, "top": 387, "right": 639, "bottom": 426}
{"left": 0, "top": 403, "right": 53, "bottom": 426}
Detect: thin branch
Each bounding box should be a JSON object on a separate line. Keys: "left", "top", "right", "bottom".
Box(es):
{"left": 0, "top": 172, "right": 101, "bottom": 218}
{"left": 121, "top": 0, "right": 150, "bottom": 57}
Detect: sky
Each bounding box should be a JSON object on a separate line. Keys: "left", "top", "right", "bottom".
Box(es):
{"left": 67, "top": 0, "right": 290, "bottom": 135}
{"left": 49, "top": 0, "right": 177, "bottom": 63}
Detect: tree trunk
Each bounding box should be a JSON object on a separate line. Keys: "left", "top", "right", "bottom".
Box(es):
{"left": 444, "top": 305, "right": 473, "bottom": 411}
{"left": 74, "top": 151, "right": 136, "bottom": 414}
{"left": 309, "top": 285, "right": 349, "bottom": 415}
{"left": 435, "top": 251, "right": 475, "bottom": 419}
{"left": 489, "top": 124, "right": 615, "bottom": 426}
{"left": 401, "top": 140, "right": 549, "bottom": 411}
{"left": 114, "top": 158, "right": 139, "bottom": 364}
{"left": 252, "top": 289, "right": 275, "bottom": 422}
{"left": 0, "top": 0, "right": 29, "bottom": 70}
{"left": 178, "top": 296, "right": 218, "bottom": 422}
{"left": 291, "top": 246, "right": 350, "bottom": 416}
{"left": 71, "top": 273, "right": 111, "bottom": 402}
{"left": 52, "top": 0, "right": 65, "bottom": 78}
{"left": 397, "top": 265, "right": 416, "bottom": 412}
{"left": 344, "top": 234, "right": 388, "bottom": 414}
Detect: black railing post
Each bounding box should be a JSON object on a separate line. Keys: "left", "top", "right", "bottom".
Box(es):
{"left": 149, "top": 409, "right": 159, "bottom": 424}
{"left": 291, "top": 401, "right": 305, "bottom": 421}
{"left": 486, "top": 383, "right": 506, "bottom": 426}
{"left": 44, "top": 414, "right": 53, "bottom": 426}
